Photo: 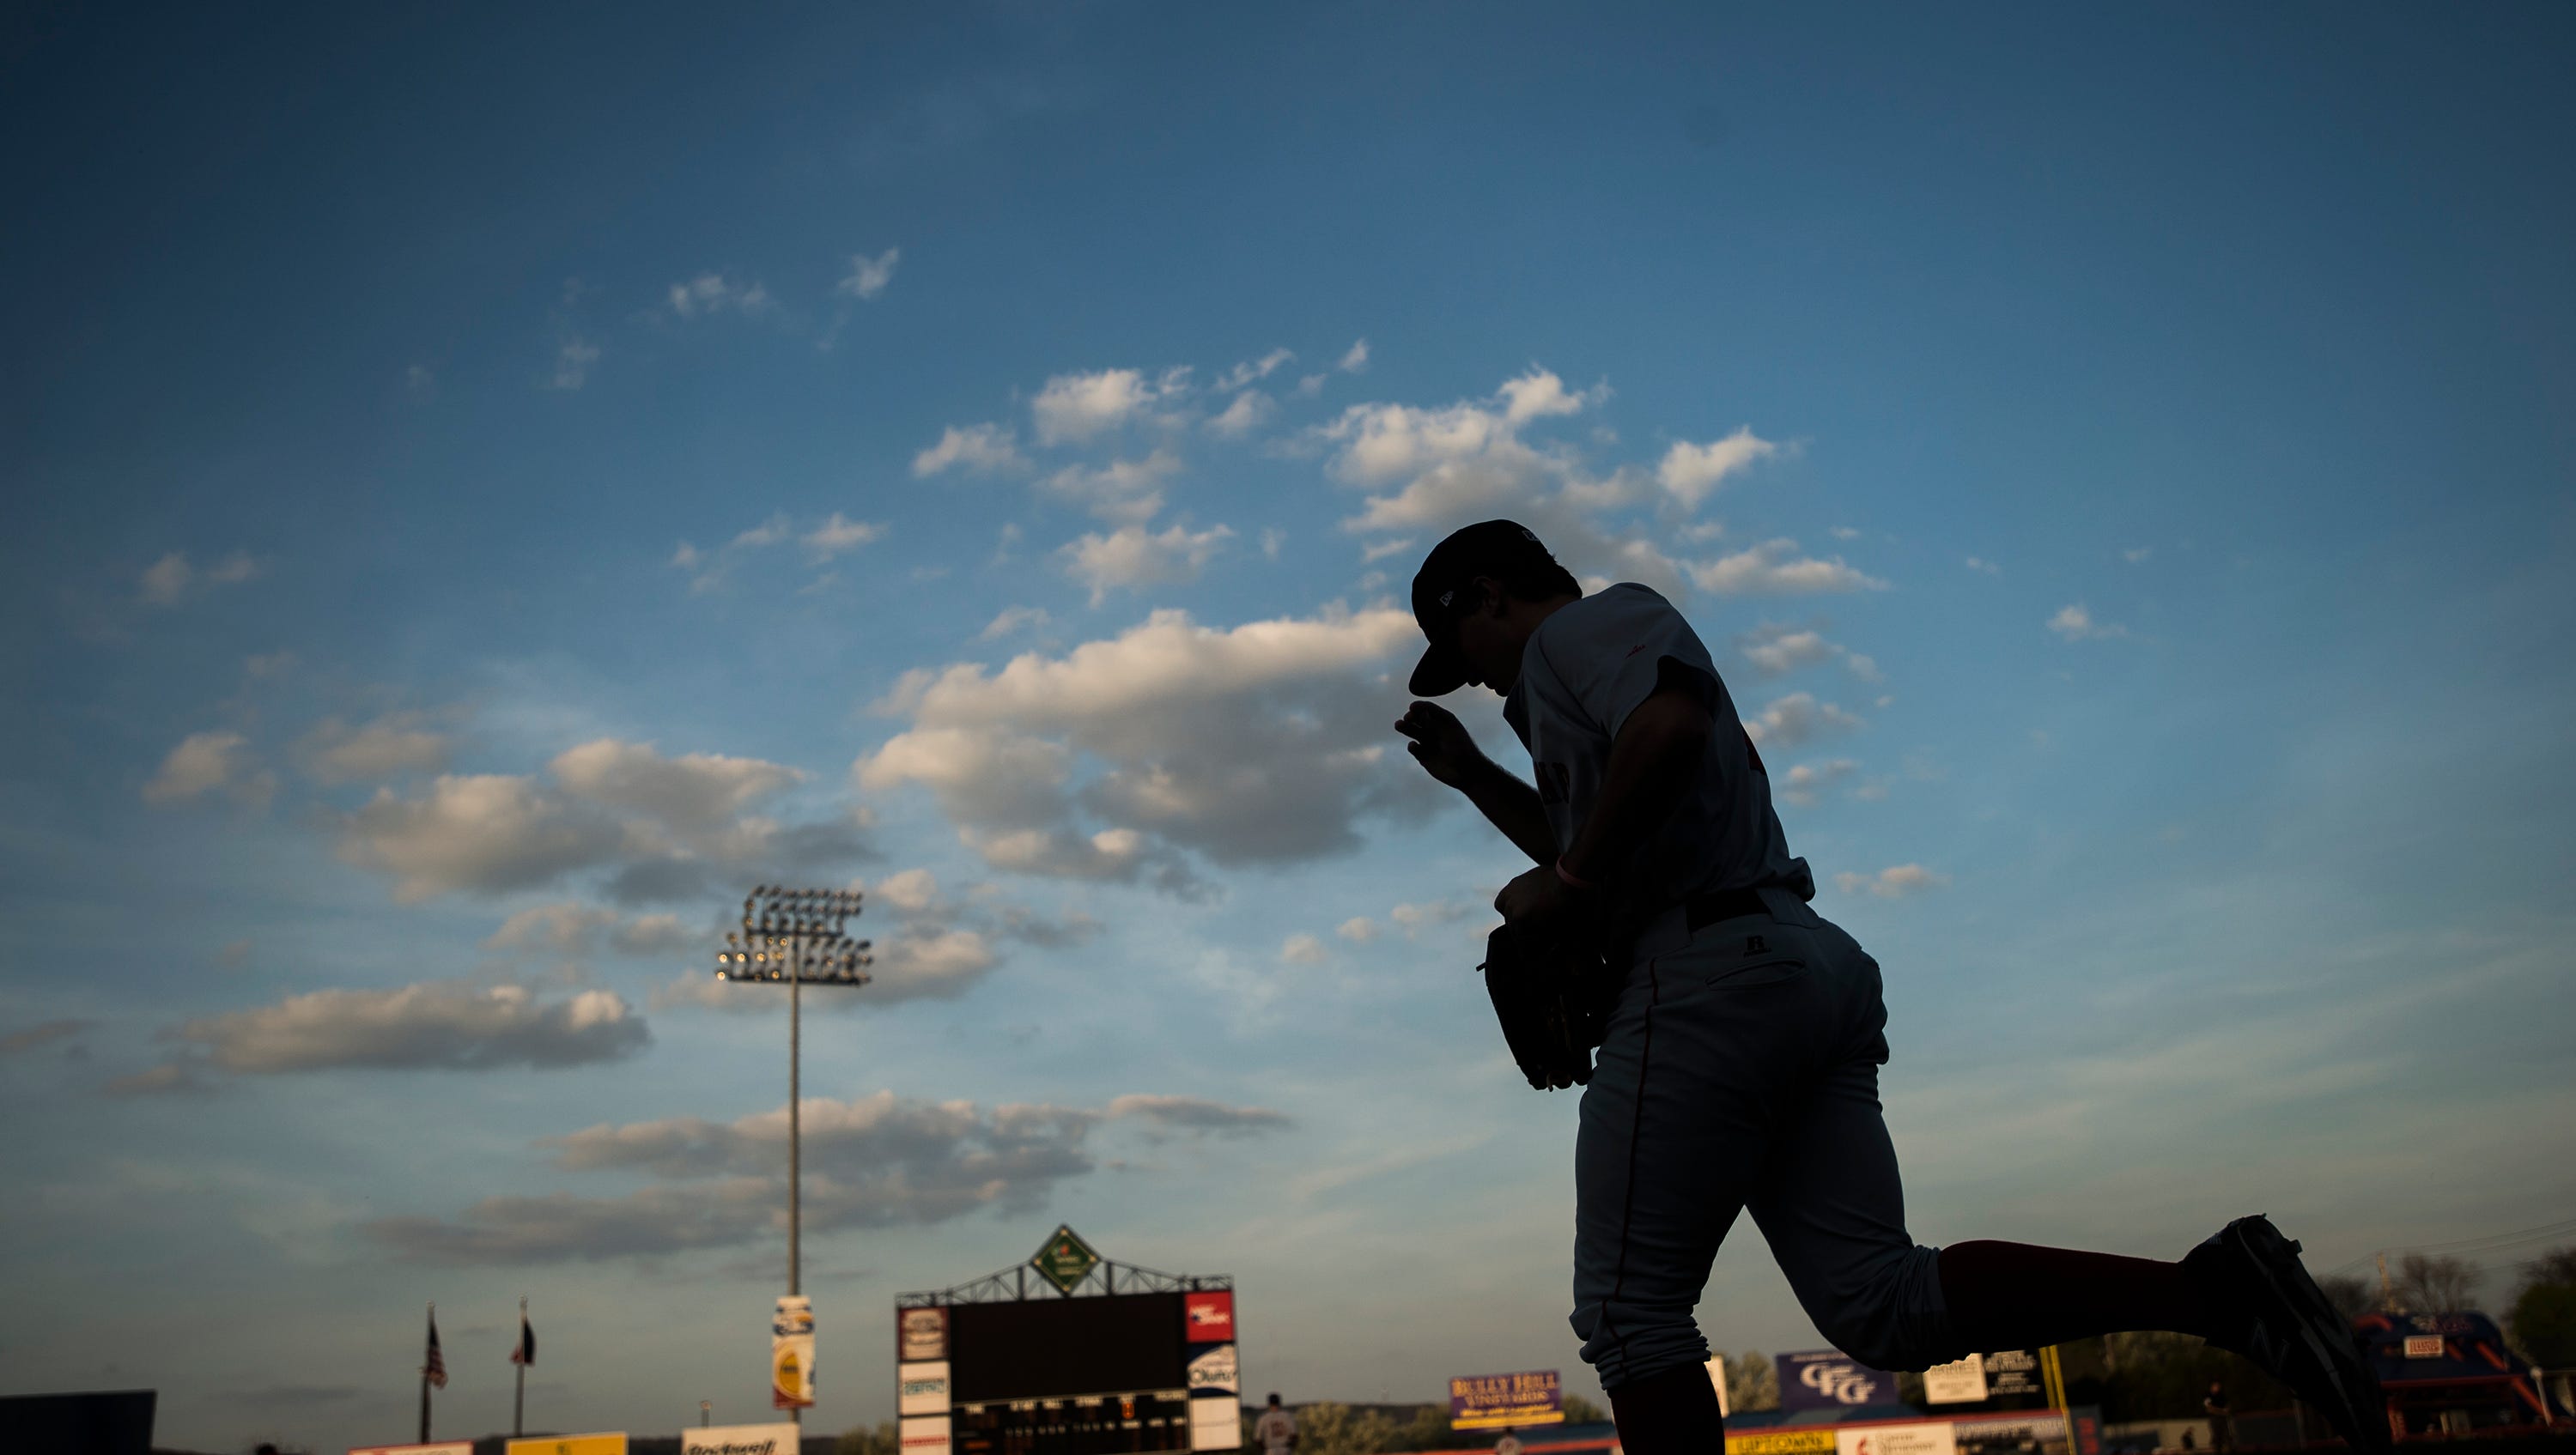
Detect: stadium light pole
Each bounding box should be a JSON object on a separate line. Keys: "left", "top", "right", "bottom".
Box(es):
{"left": 714, "top": 883, "right": 872, "bottom": 1426}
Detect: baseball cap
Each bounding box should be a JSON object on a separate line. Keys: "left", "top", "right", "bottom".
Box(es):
{"left": 1406, "top": 519, "right": 1562, "bottom": 696}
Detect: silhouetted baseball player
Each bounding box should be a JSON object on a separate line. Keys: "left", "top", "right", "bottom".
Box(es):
{"left": 1394, "top": 521, "right": 2385, "bottom": 1455}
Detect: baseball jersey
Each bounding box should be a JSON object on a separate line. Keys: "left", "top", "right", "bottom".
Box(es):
{"left": 1255, "top": 1407, "right": 1297, "bottom": 1452}
{"left": 1502, "top": 583, "right": 1812, "bottom": 926}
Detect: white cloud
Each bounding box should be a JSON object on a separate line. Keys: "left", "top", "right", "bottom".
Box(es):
{"left": 143, "top": 731, "right": 276, "bottom": 808}
{"left": 1741, "top": 692, "right": 1863, "bottom": 748}
{"left": 296, "top": 712, "right": 453, "bottom": 785}
{"left": 1656, "top": 427, "right": 1778, "bottom": 509}
{"left": 804, "top": 513, "right": 886, "bottom": 559}
{"left": 1206, "top": 390, "right": 1275, "bottom": 439}
{"left": 979, "top": 606, "right": 1051, "bottom": 641}
{"left": 2123, "top": 547, "right": 2153, "bottom": 564}
{"left": 483, "top": 903, "right": 693, "bottom": 958}
{"left": 1360, "top": 537, "right": 1416, "bottom": 564}
{"left": 137, "top": 550, "right": 262, "bottom": 607}
{"left": 1336, "top": 917, "right": 1378, "bottom": 943}
{"left": 1039, "top": 449, "right": 1182, "bottom": 524}
{"left": 1832, "top": 864, "right": 1948, "bottom": 898}
{"left": 1260, "top": 526, "right": 1285, "bottom": 560}
{"left": 857, "top": 605, "right": 1427, "bottom": 876}
{"left": 369, "top": 1087, "right": 1285, "bottom": 1263}
{"left": 549, "top": 739, "right": 803, "bottom": 849}
{"left": 1830, "top": 526, "right": 1862, "bottom": 541}
{"left": 1217, "top": 349, "right": 1296, "bottom": 391}
{"left": 1735, "top": 623, "right": 1883, "bottom": 683}
{"left": 1690, "top": 538, "right": 1889, "bottom": 596}
{"left": 1965, "top": 556, "right": 2002, "bottom": 575}
{"left": 1281, "top": 933, "right": 1329, "bottom": 965}
{"left": 1295, "top": 373, "right": 1327, "bottom": 397}
{"left": 1060, "top": 522, "right": 1234, "bottom": 605}
{"left": 1031, "top": 367, "right": 1187, "bottom": 445}
{"left": 374, "top": 1093, "right": 1099, "bottom": 1262}
{"left": 1498, "top": 369, "right": 1601, "bottom": 424}
{"left": 835, "top": 247, "right": 901, "bottom": 300}
{"left": 2048, "top": 603, "right": 2130, "bottom": 642}
{"left": 667, "top": 274, "right": 772, "bottom": 318}
{"left": 1389, "top": 899, "right": 1475, "bottom": 938}
{"left": 1338, "top": 338, "right": 1370, "bottom": 373}
{"left": 2, "top": 1019, "right": 93, "bottom": 1054}
{"left": 1103, "top": 1094, "right": 1292, "bottom": 1136}
{"left": 914, "top": 423, "right": 1026, "bottom": 476}
{"left": 336, "top": 775, "right": 624, "bottom": 902}
{"left": 159, "top": 980, "right": 647, "bottom": 1075}
{"left": 550, "top": 339, "right": 600, "bottom": 391}
{"left": 1780, "top": 758, "right": 1860, "bottom": 807}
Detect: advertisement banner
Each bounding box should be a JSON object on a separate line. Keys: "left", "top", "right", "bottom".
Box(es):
{"left": 1184, "top": 1290, "right": 1236, "bottom": 1343}
{"left": 899, "top": 1361, "right": 952, "bottom": 1416}
{"left": 1924, "top": 1353, "right": 1990, "bottom": 1404}
{"left": 681, "top": 1424, "right": 800, "bottom": 1455}
{"left": 1730, "top": 1431, "right": 1837, "bottom": 1455}
{"left": 1191, "top": 1393, "right": 1242, "bottom": 1452}
{"left": 503, "top": 1436, "right": 628, "bottom": 1455}
{"left": 1188, "top": 1343, "right": 1241, "bottom": 1396}
{"left": 898, "top": 1306, "right": 949, "bottom": 1362}
{"left": 773, "top": 1294, "right": 817, "bottom": 1410}
{"left": 899, "top": 1414, "right": 953, "bottom": 1455}
{"left": 352, "top": 1446, "right": 474, "bottom": 1455}
{"left": 1779, "top": 1350, "right": 1896, "bottom": 1411}
{"left": 1449, "top": 1370, "right": 1564, "bottom": 1430}
{"left": 1980, "top": 1349, "right": 2043, "bottom": 1403}
{"left": 1836, "top": 1424, "right": 1959, "bottom": 1455}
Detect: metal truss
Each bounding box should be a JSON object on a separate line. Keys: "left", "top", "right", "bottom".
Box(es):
{"left": 897, "top": 1259, "right": 1233, "bottom": 1305}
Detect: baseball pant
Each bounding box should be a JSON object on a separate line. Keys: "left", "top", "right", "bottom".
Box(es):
{"left": 1570, "top": 888, "right": 1962, "bottom": 1388}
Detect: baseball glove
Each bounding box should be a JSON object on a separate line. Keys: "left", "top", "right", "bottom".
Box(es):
{"left": 1478, "top": 918, "right": 1614, "bottom": 1090}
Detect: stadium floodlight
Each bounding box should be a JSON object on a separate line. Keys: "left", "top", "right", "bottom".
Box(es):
{"left": 709, "top": 882, "right": 873, "bottom": 1427}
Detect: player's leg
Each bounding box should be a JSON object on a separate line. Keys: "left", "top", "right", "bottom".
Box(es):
{"left": 1571, "top": 925, "right": 1838, "bottom": 1453}
{"left": 1749, "top": 918, "right": 2389, "bottom": 1453}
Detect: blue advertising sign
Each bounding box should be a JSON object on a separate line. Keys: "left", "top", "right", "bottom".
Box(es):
{"left": 1777, "top": 1349, "right": 1897, "bottom": 1411}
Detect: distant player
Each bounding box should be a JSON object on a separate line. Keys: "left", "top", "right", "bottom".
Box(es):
{"left": 1255, "top": 1391, "right": 1297, "bottom": 1455}
{"left": 1394, "top": 521, "right": 2387, "bottom": 1455}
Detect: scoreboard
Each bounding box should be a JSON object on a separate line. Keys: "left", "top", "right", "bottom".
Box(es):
{"left": 897, "top": 1288, "right": 1240, "bottom": 1455}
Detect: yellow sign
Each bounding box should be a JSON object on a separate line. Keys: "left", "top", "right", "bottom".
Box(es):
{"left": 1731, "top": 1430, "right": 1837, "bottom": 1455}
{"left": 503, "top": 1434, "right": 627, "bottom": 1455}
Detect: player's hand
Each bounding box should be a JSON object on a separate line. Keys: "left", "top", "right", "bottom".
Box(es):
{"left": 1394, "top": 700, "right": 1485, "bottom": 789}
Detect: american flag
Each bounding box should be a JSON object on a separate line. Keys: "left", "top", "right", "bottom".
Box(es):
{"left": 424, "top": 1308, "right": 448, "bottom": 1389}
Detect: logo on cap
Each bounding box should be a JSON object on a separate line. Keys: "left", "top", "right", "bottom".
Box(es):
{"left": 1438, "top": 591, "right": 1455, "bottom": 608}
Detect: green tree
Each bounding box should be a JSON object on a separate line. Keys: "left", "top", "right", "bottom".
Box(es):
{"left": 1562, "top": 1395, "right": 1609, "bottom": 1425}
{"left": 1710, "top": 1349, "right": 1777, "bottom": 1412}
{"left": 2317, "top": 1274, "right": 2377, "bottom": 1323}
{"left": 835, "top": 1418, "right": 898, "bottom": 1455}
{"left": 2509, "top": 1246, "right": 2576, "bottom": 1367}
{"left": 1296, "top": 1401, "right": 1402, "bottom": 1455}
{"left": 2392, "top": 1253, "right": 2481, "bottom": 1314}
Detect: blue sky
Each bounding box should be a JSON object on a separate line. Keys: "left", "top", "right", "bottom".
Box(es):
{"left": 3, "top": 4, "right": 2573, "bottom": 1451}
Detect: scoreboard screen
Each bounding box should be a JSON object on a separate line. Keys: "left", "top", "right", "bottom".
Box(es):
{"left": 951, "top": 1291, "right": 1188, "bottom": 1403}
{"left": 899, "top": 1275, "right": 1239, "bottom": 1455}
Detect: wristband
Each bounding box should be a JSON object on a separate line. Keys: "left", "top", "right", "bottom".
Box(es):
{"left": 1553, "top": 857, "right": 1597, "bottom": 891}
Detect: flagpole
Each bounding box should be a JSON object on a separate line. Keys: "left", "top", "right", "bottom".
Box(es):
{"left": 513, "top": 1294, "right": 527, "bottom": 1438}
{"left": 419, "top": 1302, "right": 434, "bottom": 1444}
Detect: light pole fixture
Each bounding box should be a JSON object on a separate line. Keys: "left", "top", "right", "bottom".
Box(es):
{"left": 713, "top": 883, "right": 872, "bottom": 1424}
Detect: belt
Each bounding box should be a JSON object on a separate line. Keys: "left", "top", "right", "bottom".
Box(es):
{"left": 1682, "top": 885, "right": 1771, "bottom": 933}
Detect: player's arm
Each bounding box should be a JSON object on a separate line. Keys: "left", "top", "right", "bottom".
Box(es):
{"left": 1558, "top": 679, "right": 1714, "bottom": 888}
{"left": 1395, "top": 701, "right": 1557, "bottom": 866}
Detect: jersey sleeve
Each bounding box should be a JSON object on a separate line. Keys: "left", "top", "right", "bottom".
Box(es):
{"left": 1544, "top": 586, "right": 1721, "bottom": 739}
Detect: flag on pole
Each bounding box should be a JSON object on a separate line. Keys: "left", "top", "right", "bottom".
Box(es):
{"left": 425, "top": 1308, "right": 449, "bottom": 1389}
{"left": 510, "top": 1306, "right": 535, "bottom": 1366}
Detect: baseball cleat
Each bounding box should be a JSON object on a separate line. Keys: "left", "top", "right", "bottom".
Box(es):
{"left": 2183, "top": 1215, "right": 2391, "bottom": 1455}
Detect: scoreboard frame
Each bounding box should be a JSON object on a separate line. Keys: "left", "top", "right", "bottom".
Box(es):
{"left": 896, "top": 1250, "right": 1239, "bottom": 1455}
